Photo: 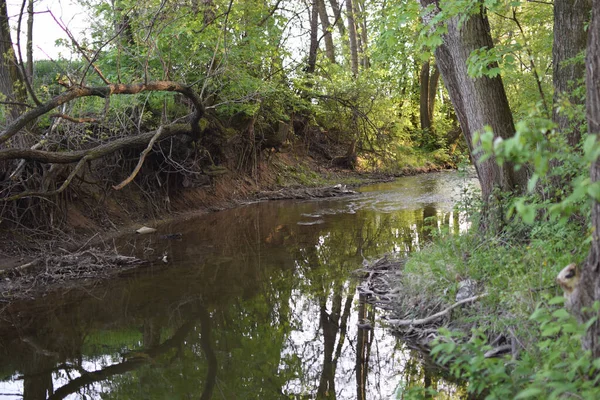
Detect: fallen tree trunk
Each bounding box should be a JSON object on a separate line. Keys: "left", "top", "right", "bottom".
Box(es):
{"left": 0, "top": 123, "right": 191, "bottom": 163}
{"left": 0, "top": 81, "right": 204, "bottom": 145}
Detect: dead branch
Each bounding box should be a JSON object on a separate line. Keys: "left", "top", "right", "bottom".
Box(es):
{"left": 2, "top": 155, "right": 90, "bottom": 201}
{"left": 49, "top": 113, "right": 99, "bottom": 123}
{"left": 48, "top": 10, "right": 111, "bottom": 85}
{"left": 0, "top": 81, "right": 204, "bottom": 146}
{"left": 113, "top": 126, "right": 164, "bottom": 190}
{"left": 386, "top": 293, "right": 488, "bottom": 327}
{"left": 0, "top": 123, "right": 190, "bottom": 164}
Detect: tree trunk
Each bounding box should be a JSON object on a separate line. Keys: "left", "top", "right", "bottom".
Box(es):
{"left": 553, "top": 0, "right": 591, "bottom": 147}
{"left": 0, "top": 0, "right": 26, "bottom": 124}
{"left": 329, "top": 0, "right": 346, "bottom": 36}
{"left": 571, "top": 0, "right": 600, "bottom": 358}
{"left": 420, "top": 61, "right": 432, "bottom": 131}
{"left": 202, "top": 0, "right": 215, "bottom": 26}
{"left": 346, "top": 0, "right": 359, "bottom": 76}
{"left": 355, "top": 0, "right": 369, "bottom": 69}
{"left": 316, "top": 0, "right": 335, "bottom": 63}
{"left": 26, "top": 0, "right": 33, "bottom": 81}
{"left": 419, "top": 1, "right": 528, "bottom": 219}
{"left": 428, "top": 63, "right": 440, "bottom": 121}
{"left": 306, "top": 0, "right": 319, "bottom": 74}
{"left": 420, "top": 61, "right": 440, "bottom": 132}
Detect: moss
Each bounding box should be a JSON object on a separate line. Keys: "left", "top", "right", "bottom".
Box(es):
{"left": 198, "top": 117, "right": 210, "bottom": 131}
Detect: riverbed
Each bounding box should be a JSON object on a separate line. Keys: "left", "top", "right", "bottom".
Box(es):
{"left": 0, "top": 171, "right": 476, "bottom": 399}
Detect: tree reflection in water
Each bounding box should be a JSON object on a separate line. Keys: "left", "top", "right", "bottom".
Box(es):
{"left": 0, "top": 172, "right": 474, "bottom": 399}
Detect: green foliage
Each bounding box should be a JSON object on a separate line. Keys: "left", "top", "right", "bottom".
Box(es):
{"left": 423, "top": 304, "right": 600, "bottom": 400}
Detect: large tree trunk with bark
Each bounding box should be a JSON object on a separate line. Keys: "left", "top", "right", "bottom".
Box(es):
{"left": 570, "top": 0, "right": 600, "bottom": 357}
{"left": 553, "top": 0, "right": 591, "bottom": 147}
{"left": 419, "top": 1, "right": 528, "bottom": 223}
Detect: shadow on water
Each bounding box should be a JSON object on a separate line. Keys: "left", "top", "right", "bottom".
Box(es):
{"left": 0, "top": 171, "right": 477, "bottom": 399}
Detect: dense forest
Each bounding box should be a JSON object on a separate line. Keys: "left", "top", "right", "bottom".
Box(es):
{"left": 1, "top": 0, "right": 600, "bottom": 397}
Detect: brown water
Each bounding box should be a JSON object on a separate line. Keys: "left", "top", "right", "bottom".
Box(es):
{"left": 0, "top": 171, "right": 475, "bottom": 399}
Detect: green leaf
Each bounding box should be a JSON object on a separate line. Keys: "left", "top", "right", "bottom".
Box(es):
{"left": 515, "top": 387, "right": 543, "bottom": 399}
{"left": 548, "top": 296, "right": 566, "bottom": 305}
{"left": 551, "top": 308, "right": 570, "bottom": 319}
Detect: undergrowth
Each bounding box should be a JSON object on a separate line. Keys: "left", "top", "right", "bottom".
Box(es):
{"left": 399, "top": 184, "right": 599, "bottom": 398}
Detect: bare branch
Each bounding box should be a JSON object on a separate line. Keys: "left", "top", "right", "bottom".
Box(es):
{"left": 49, "top": 113, "right": 99, "bottom": 123}
{"left": 386, "top": 294, "right": 488, "bottom": 327}
{"left": 0, "top": 123, "right": 190, "bottom": 163}
{"left": 47, "top": 10, "right": 111, "bottom": 85}
{"left": 113, "top": 126, "right": 164, "bottom": 190}
{"left": 0, "top": 81, "right": 204, "bottom": 146}
{"left": 2, "top": 155, "right": 89, "bottom": 202}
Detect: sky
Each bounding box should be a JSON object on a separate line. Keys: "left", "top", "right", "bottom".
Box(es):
{"left": 7, "top": 0, "right": 88, "bottom": 60}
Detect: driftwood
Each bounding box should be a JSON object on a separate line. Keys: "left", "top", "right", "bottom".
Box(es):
{"left": 257, "top": 184, "right": 357, "bottom": 200}
{"left": 385, "top": 293, "right": 488, "bottom": 327}
{"left": 0, "top": 248, "right": 146, "bottom": 301}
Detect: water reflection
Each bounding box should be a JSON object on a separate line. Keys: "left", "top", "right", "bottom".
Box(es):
{"left": 0, "top": 171, "right": 475, "bottom": 399}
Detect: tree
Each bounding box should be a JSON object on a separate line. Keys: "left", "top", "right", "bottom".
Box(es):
{"left": 317, "top": 0, "right": 335, "bottom": 63}
{"left": 419, "top": 60, "right": 439, "bottom": 133}
{"left": 571, "top": 0, "right": 600, "bottom": 358}
{"left": 346, "top": 0, "right": 359, "bottom": 76}
{"left": 307, "top": 0, "right": 320, "bottom": 74}
{"left": 0, "top": 0, "right": 26, "bottom": 124}
{"left": 553, "top": 0, "right": 591, "bottom": 147}
{"left": 419, "top": 0, "right": 528, "bottom": 224}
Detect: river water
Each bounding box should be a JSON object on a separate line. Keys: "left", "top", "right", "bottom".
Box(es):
{"left": 0, "top": 171, "right": 475, "bottom": 399}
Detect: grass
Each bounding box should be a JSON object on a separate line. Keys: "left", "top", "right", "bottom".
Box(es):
{"left": 397, "top": 202, "right": 599, "bottom": 398}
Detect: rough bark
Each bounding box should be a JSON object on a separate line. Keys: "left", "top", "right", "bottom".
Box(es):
{"left": 316, "top": 0, "right": 335, "bottom": 63}
{"left": 0, "top": 0, "right": 26, "bottom": 123}
{"left": 553, "top": 0, "right": 591, "bottom": 147}
{"left": 346, "top": 0, "right": 359, "bottom": 76}
{"left": 419, "top": 1, "right": 528, "bottom": 211}
{"left": 571, "top": 0, "right": 600, "bottom": 357}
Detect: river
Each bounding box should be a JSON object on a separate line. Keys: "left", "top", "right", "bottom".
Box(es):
{"left": 0, "top": 171, "right": 476, "bottom": 399}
